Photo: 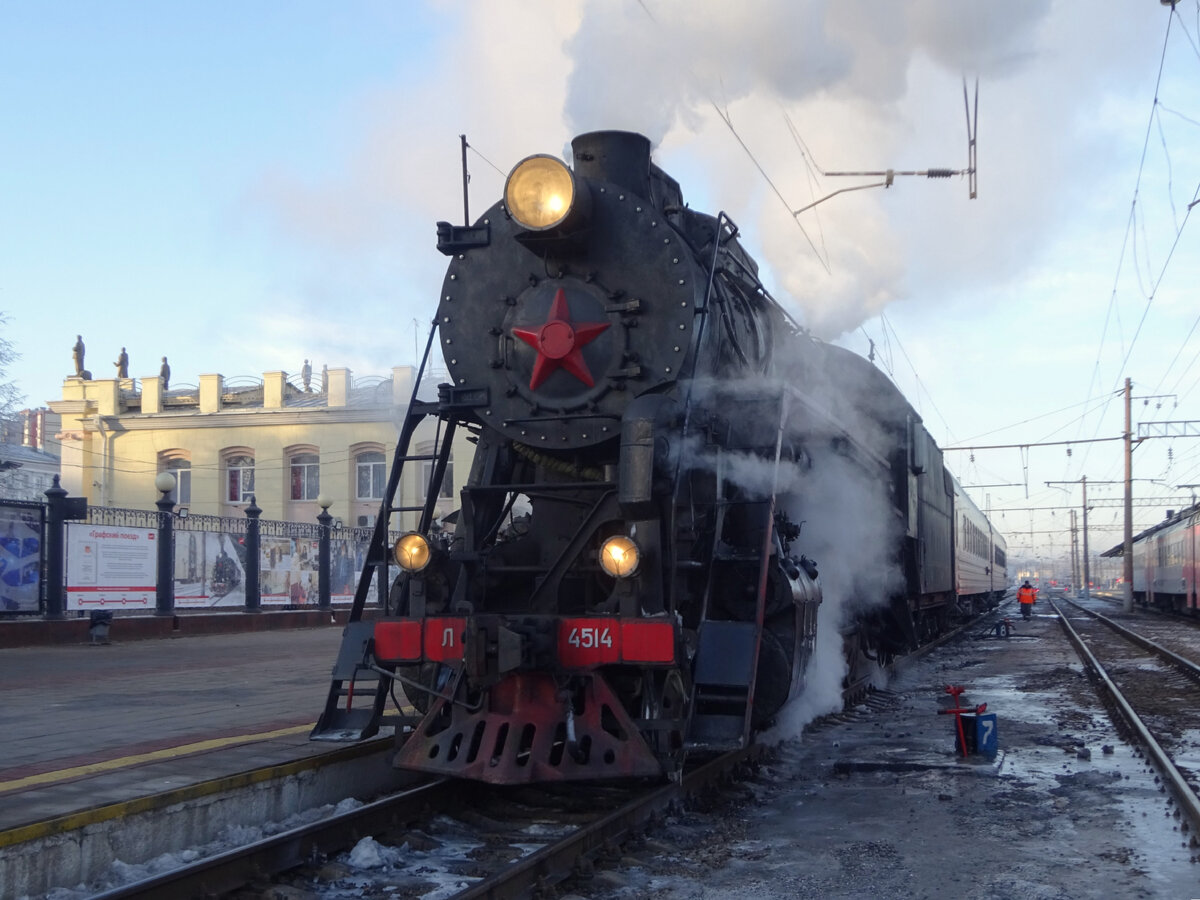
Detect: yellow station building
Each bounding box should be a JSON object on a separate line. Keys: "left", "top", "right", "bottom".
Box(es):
{"left": 48, "top": 365, "right": 469, "bottom": 529}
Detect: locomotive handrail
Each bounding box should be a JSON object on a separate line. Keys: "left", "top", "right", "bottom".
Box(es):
{"left": 501, "top": 412, "right": 622, "bottom": 424}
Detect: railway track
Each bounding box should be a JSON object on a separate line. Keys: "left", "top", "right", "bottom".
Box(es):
{"left": 1050, "top": 597, "right": 1200, "bottom": 840}
{"left": 90, "top": 749, "right": 756, "bottom": 899}
{"left": 25, "top": 613, "right": 991, "bottom": 897}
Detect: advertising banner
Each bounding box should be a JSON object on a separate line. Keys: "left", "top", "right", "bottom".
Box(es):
{"left": 332, "top": 536, "right": 364, "bottom": 604}
{"left": 174, "top": 531, "right": 247, "bottom": 608}
{"left": 0, "top": 503, "right": 43, "bottom": 613}
{"left": 260, "top": 536, "right": 321, "bottom": 605}
{"left": 66, "top": 523, "right": 157, "bottom": 610}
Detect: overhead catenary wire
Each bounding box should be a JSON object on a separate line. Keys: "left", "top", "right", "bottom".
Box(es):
{"left": 1078, "top": 8, "right": 1180, "bottom": 473}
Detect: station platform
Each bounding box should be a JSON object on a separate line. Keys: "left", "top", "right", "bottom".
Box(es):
{"left": 0, "top": 621, "right": 370, "bottom": 839}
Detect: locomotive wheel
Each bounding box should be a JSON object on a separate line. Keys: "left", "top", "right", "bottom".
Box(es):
{"left": 752, "top": 626, "right": 794, "bottom": 728}
{"left": 398, "top": 662, "right": 452, "bottom": 714}
{"left": 640, "top": 669, "right": 688, "bottom": 770}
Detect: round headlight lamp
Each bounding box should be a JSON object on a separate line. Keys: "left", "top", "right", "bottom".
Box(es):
{"left": 505, "top": 155, "right": 576, "bottom": 231}
{"left": 599, "top": 535, "right": 640, "bottom": 578}
{"left": 394, "top": 532, "right": 432, "bottom": 573}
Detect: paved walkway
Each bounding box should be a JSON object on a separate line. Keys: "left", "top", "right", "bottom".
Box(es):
{"left": 0, "top": 626, "right": 350, "bottom": 830}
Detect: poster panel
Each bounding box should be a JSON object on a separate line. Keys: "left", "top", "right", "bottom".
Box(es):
{"left": 260, "top": 536, "right": 321, "bottom": 606}
{"left": 0, "top": 503, "right": 43, "bottom": 613}
{"left": 174, "top": 531, "right": 248, "bottom": 608}
{"left": 331, "top": 536, "right": 363, "bottom": 604}
{"left": 66, "top": 523, "right": 156, "bottom": 610}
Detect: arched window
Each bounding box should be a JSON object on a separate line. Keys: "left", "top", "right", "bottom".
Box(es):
{"left": 417, "top": 444, "right": 454, "bottom": 500}
{"left": 226, "top": 454, "right": 255, "bottom": 503}
{"left": 356, "top": 450, "right": 386, "bottom": 500}
{"left": 290, "top": 452, "right": 320, "bottom": 500}
{"left": 158, "top": 452, "right": 191, "bottom": 506}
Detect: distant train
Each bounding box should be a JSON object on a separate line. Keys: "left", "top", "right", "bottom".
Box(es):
{"left": 312, "top": 130, "right": 1006, "bottom": 783}
{"left": 952, "top": 476, "right": 1008, "bottom": 611}
{"left": 1114, "top": 502, "right": 1200, "bottom": 613}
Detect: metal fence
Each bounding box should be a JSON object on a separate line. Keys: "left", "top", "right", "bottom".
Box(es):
{"left": 6, "top": 490, "right": 403, "bottom": 617}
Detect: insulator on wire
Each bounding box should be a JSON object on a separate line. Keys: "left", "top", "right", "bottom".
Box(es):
{"left": 926, "top": 169, "right": 954, "bottom": 178}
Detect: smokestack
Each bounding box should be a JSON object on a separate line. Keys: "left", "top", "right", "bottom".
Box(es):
{"left": 571, "top": 131, "right": 652, "bottom": 199}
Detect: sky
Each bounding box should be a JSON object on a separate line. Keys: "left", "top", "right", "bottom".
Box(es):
{"left": 2, "top": 0, "right": 1199, "bottom": 578}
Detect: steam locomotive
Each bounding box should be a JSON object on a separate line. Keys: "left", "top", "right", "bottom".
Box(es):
{"left": 312, "top": 130, "right": 1002, "bottom": 782}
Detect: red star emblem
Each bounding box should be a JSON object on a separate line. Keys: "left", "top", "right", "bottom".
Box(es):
{"left": 512, "top": 288, "right": 610, "bottom": 390}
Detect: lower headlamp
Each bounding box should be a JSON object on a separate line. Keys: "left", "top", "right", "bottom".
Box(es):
{"left": 599, "top": 535, "right": 640, "bottom": 578}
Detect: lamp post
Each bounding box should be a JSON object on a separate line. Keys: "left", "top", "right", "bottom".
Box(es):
{"left": 154, "top": 472, "right": 176, "bottom": 616}
{"left": 244, "top": 495, "right": 262, "bottom": 612}
{"left": 317, "top": 495, "right": 332, "bottom": 610}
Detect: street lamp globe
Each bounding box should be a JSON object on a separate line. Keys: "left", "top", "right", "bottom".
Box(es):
{"left": 154, "top": 472, "right": 176, "bottom": 495}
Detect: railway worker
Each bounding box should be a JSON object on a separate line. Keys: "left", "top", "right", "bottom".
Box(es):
{"left": 1017, "top": 580, "right": 1037, "bottom": 619}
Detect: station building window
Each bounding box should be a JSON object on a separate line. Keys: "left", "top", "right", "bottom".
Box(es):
{"left": 224, "top": 451, "right": 255, "bottom": 504}
{"left": 356, "top": 450, "right": 386, "bottom": 500}
{"left": 420, "top": 453, "right": 454, "bottom": 499}
{"left": 158, "top": 451, "right": 191, "bottom": 506}
{"left": 290, "top": 452, "right": 320, "bottom": 501}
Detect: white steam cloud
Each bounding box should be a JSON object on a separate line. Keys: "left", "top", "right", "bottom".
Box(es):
{"left": 682, "top": 368, "right": 906, "bottom": 738}
{"left": 562, "top": 0, "right": 1053, "bottom": 339}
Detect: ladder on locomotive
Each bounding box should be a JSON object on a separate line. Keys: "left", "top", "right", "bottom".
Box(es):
{"left": 683, "top": 378, "right": 791, "bottom": 752}
{"left": 312, "top": 324, "right": 455, "bottom": 741}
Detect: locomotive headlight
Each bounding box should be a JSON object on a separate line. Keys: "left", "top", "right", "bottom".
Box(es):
{"left": 394, "top": 532, "right": 432, "bottom": 573}
{"left": 599, "top": 535, "right": 640, "bottom": 578}
{"left": 505, "top": 155, "right": 577, "bottom": 231}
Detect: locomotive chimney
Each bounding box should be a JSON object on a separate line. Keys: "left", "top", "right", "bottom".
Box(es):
{"left": 572, "top": 131, "right": 652, "bottom": 199}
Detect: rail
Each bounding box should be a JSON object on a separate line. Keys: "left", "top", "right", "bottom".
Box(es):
{"left": 1049, "top": 598, "right": 1200, "bottom": 838}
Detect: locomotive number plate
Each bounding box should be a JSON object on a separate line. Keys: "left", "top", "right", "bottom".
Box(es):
{"left": 557, "top": 618, "right": 676, "bottom": 668}
{"left": 558, "top": 618, "right": 620, "bottom": 666}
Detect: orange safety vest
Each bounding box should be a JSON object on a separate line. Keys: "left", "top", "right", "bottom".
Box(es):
{"left": 1017, "top": 585, "right": 1036, "bottom": 605}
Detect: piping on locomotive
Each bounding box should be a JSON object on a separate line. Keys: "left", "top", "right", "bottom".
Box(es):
{"left": 312, "top": 131, "right": 1003, "bottom": 783}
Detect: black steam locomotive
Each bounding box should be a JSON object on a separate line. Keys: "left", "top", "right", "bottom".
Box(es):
{"left": 313, "top": 131, "right": 979, "bottom": 783}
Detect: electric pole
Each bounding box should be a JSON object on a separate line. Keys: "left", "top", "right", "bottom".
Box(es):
{"left": 1075, "top": 511, "right": 1084, "bottom": 595}
{"left": 1082, "top": 476, "right": 1090, "bottom": 602}
{"left": 1124, "top": 378, "right": 1134, "bottom": 612}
